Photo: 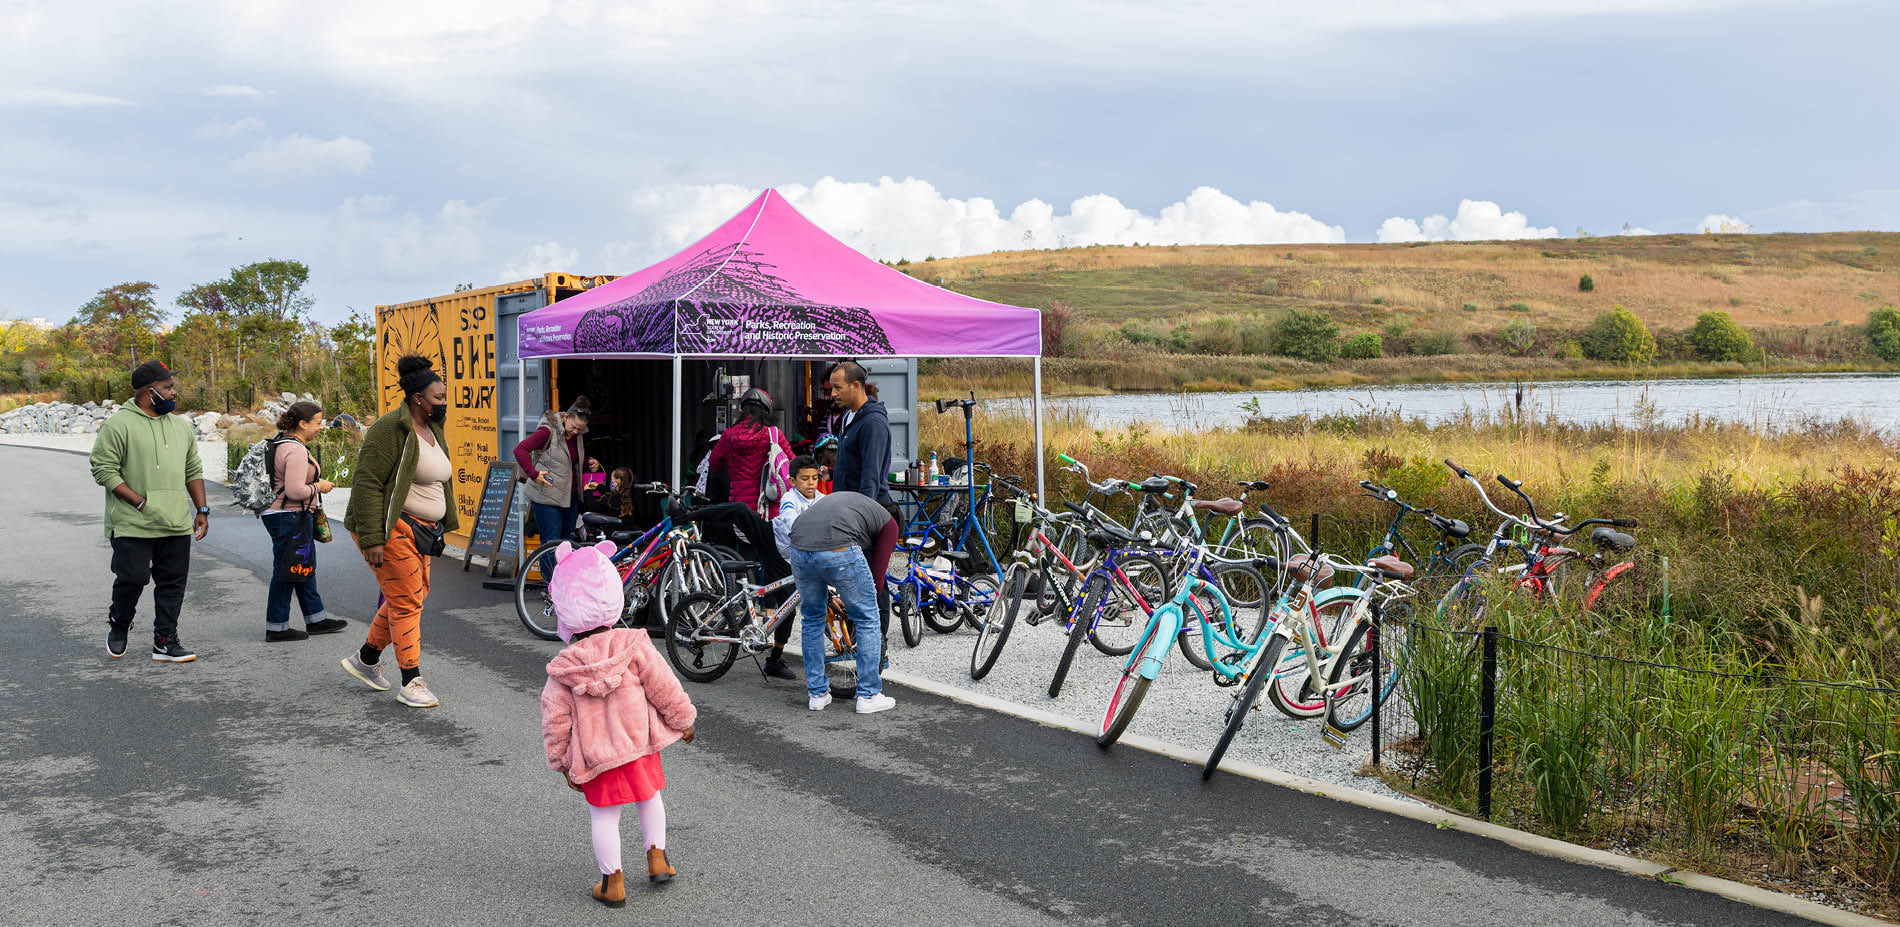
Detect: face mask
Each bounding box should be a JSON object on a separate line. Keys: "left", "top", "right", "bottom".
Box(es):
{"left": 151, "top": 393, "right": 177, "bottom": 415}
{"left": 428, "top": 403, "right": 448, "bottom": 423}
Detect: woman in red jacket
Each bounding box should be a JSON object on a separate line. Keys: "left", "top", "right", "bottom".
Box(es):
{"left": 707, "top": 388, "right": 793, "bottom": 517}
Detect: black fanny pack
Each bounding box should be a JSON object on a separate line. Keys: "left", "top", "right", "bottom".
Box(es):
{"left": 401, "top": 513, "right": 446, "bottom": 557}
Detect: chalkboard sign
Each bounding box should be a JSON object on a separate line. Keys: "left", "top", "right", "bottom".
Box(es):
{"left": 464, "top": 461, "right": 520, "bottom": 576}
{"left": 495, "top": 489, "right": 528, "bottom": 577}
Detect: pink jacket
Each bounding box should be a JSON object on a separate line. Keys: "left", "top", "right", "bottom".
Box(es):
{"left": 540, "top": 628, "right": 697, "bottom": 784}
{"left": 707, "top": 419, "right": 792, "bottom": 515}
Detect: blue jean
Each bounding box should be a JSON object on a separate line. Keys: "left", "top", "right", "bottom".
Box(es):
{"left": 263, "top": 512, "right": 329, "bottom": 631}
{"left": 787, "top": 546, "right": 883, "bottom": 700}
{"left": 531, "top": 501, "right": 576, "bottom": 547}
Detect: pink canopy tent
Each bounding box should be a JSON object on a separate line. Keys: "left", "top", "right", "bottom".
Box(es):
{"left": 512, "top": 188, "right": 1049, "bottom": 494}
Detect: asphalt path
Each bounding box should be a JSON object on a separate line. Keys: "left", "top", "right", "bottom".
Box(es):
{"left": 0, "top": 444, "right": 1826, "bottom": 926}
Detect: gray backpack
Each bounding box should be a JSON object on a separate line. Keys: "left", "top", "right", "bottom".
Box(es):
{"left": 231, "top": 436, "right": 292, "bottom": 514}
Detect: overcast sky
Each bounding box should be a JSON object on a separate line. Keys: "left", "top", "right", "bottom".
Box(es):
{"left": 2, "top": 0, "right": 1896, "bottom": 324}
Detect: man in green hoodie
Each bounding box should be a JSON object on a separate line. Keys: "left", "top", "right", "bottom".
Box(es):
{"left": 89, "top": 360, "right": 210, "bottom": 662}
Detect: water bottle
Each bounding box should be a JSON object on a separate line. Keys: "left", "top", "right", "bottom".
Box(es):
{"left": 928, "top": 452, "right": 940, "bottom": 483}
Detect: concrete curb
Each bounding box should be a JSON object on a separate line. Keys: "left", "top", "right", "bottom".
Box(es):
{"left": 874, "top": 665, "right": 1895, "bottom": 927}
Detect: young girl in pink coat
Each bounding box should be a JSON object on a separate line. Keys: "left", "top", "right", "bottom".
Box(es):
{"left": 540, "top": 539, "right": 698, "bottom": 908}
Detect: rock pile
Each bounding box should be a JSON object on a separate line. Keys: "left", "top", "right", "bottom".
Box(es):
{"left": 1, "top": 400, "right": 228, "bottom": 439}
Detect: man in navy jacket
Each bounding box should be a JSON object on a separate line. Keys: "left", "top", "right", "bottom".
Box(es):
{"left": 826, "top": 360, "right": 892, "bottom": 505}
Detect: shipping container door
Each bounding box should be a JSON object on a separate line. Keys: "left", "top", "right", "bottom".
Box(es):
{"left": 862, "top": 359, "right": 917, "bottom": 473}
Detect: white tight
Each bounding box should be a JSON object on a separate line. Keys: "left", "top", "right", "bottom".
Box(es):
{"left": 589, "top": 797, "right": 666, "bottom": 875}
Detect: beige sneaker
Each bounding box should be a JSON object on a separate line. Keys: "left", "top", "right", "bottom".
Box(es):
{"left": 396, "top": 677, "right": 439, "bottom": 708}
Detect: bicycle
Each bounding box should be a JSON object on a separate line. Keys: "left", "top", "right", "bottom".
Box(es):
{"left": 514, "top": 482, "right": 733, "bottom": 641}
{"left": 969, "top": 479, "right": 1107, "bottom": 680}
{"left": 889, "top": 536, "right": 1002, "bottom": 645}
{"left": 663, "top": 563, "right": 864, "bottom": 696}
{"left": 1436, "top": 459, "right": 1640, "bottom": 629}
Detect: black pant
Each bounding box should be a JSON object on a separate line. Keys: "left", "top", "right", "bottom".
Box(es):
{"left": 109, "top": 534, "right": 191, "bottom": 639}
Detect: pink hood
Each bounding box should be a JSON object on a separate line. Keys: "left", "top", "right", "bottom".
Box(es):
{"left": 540, "top": 628, "right": 697, "bottom": 785}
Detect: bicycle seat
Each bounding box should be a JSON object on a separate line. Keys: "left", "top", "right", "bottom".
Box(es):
{"left": 1284, "top": 553, "right": 1335, "bottom": 585}
{"left": 609, "top": 530, "right": 639, "bottom": 544}
{"left": 934, "top": 550, "right": 970, "bottom": 561}
{"left": 718, "top": 560, "right": 760, "bottom": 574}
{"left": 1432, "top": 515, "right": 1471, "bottom": 539}
{"left": 1590, "top": 527, "right": 1637, "bottom": 553}
{"left": 1365, "top": 555, "right": 1415, "bottom": 581}
{"left": 1087, "top": 522, "right": 1140, "bottom": 547}
{"left": 1192, "top": 498, "right": 1244, "bottom": 516}
{"left": 579, "top": 512, "right": 625, "bottom": 529}
{"left": 1238, "top": 480, "right": 1271, "bottom": 492}
{"left": 1134, "top": 476, "right": 1172, "bottom": 494}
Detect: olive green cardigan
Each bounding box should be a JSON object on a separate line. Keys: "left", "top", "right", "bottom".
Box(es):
{"left": 344, "top": 408, "right": 459, "bottom": 549}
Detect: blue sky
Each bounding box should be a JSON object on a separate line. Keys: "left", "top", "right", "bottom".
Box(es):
{"left": 2, "top": 0, "right": 1896, "bottom": 324}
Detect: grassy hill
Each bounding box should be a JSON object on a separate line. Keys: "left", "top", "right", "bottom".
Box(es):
{"left": 902, "top": 232, "right": 1900, "bottom": 394}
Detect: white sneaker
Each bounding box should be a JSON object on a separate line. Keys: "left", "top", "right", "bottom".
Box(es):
{"left": 855, "top": 694, "right": 896, "bottom": 715}
{"left": 807, "top": 693, "right": 832, "bottom": 711}
{"left": 396, "top": 677, "right": 440, "bottom": 708}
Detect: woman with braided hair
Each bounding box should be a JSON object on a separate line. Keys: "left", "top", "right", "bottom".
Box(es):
{"left": 340, "top": 355, "right": 459, "bottom": 708}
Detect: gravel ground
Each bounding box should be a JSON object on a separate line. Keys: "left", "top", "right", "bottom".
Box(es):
{"left": 881, "top": 586, "right": 1426, "bottom": 805}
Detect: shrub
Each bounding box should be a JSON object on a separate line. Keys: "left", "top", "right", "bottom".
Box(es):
{"left": 1257, "top": 278, "right": 1279, "bottom": 296}
{"left": 1041, "top": 299, "right": 1073, "bottom": 357}
{"left": 1556, "top": 340, "right": 1585, "bottom": 360}
{"left": 1504, "top": 302, "right": 1532, "bottom": 312}
{"left": 1340, "top": 332, "right": 1382, "bottom": 359}
{"left": 1120, "top": 321, "right": 1163, "bottom": 347}
{"left": 1579, "top": 273, "right": 1595, "bottom": 292}
{"left": 1461, "top": 301, "right": 1479, "bottom": 312}
{"left": 1190, "top": 318, "right": 1243, "bottom": 355}
{"left": 1869, "top": 306, "right": 1900, "bottom": 362}
{"left": 1410, "top": 330, "right": 1459, "bottom": 356}
{"left": 1501, "top": 319, "right": 1538, "bottom": 356}
{"left": 1239, "top": 320, "right": 1276, "bottom": 354}
{"left": 1581, "top": 305, "right": 1656, "bottom": 365}
{"left": 1270, "top": 310, "right": 1340, "bottom": 362}
{"left": 1688, "top": 310, "right": 1756, "bottom": 362}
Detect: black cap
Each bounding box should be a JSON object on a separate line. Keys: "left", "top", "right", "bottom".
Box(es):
{"left": 131, "top": 360, "right": 178, "bottom": 390}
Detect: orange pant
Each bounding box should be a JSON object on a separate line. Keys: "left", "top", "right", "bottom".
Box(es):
{"left": 356, "top": 519, "right": 432, "bottom": 670}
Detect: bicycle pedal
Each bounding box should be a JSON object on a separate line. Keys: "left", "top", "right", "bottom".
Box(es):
{"left": 1212, "top": 672, "right": 1241, "bottom": 688}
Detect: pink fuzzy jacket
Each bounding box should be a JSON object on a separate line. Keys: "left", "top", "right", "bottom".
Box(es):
{"left": 541, "top": 628, "right": 698, "bottom": 784}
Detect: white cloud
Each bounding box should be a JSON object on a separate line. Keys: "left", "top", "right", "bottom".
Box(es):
{"left": 232, "top": 134, "right": 374, "bottom": 180}
{"left": 0, "top": 86, "right": 130, "bottom": 107}
{"left": 203, "top": 84, "right": 267, "bottom": 97}
{"left": 498, "top": 241, "right": 579, "bottom": 281}
{"left": 614, "top": 177, "right": 1345, "bottom": 266}
{"left": 1376, "top": 199, "right": 1560, "bottom": 242}
{"left": 1697, "top": 213, "right": 1754, "bottom": 234}
{"left": 199, "top": 116, "right": 267, "bottom": 138}
{"left": 325, "top": 195, "right": 494, "bottom": 284}
{"left": 1615, "top": 223, "right": 1656, "bottom": 236}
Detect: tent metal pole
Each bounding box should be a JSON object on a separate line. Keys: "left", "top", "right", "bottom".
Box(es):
{"left": 516, "top": 358, "right": 527, "bottom": 447}
{"left": 1033, "top": 356, "right": 1045, "bottom": 501}
{"left": 671, "top": 355, "right": 683, "bottom": 489}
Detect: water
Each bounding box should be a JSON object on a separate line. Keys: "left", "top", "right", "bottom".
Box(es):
{"left": 992, "top": 373, "right": 1900, "bottom": 433}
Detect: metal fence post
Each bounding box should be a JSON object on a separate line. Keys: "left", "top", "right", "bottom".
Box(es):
{"left": 1478, "top": 625, "right": 1498, "bottom": 820}
{"left": 1370, "top": 600, "right": 1382, "bottom": 768}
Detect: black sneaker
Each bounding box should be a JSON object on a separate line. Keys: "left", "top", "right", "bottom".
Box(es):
{"left": 265, "top": 628, "right": 311, "bottom": 643}
{"left": 762, "top": 656, "right": 798, "bottom": 680}
{"left": 106, "top": 622, "right": 128, "bottom": 659}
{"left": 152, "top": 637, "right": 197, "bottom": 663}
{"left": 305, "top": 617, "right": 349, "bottom": 635}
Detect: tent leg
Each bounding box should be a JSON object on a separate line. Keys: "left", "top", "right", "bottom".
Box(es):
{"left": 671, "top": 356, "right": 684, "bottom": 490}
{"left": 1033, "top": 356, "right": 1045, "bottom": 501}
{"left": 516, "top": 359, "right": 527, "bottom": 447}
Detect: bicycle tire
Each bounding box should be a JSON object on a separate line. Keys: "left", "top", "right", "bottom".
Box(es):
{"left": 1437, "top": 574, "right": 1488, "bottom": 630}
{"left": 653, "top": 542, "right": 732, "bottom": 630}
{"left": 1203, "top": 635, "right": 1286, "bottom": 780}
{"left": 893, "top": 579, "right": 924, "bottom": 648}
{"left": 1177, "top": 587, "right": 1223, "bottom": 671}
{"left": 960, "top": 574, "right": 1001, "bottom": 632}
{"left": 1324, "top": 614, "right": 1409, "bottom": 732}
{"left": 1089, "top": 553, "right": 1167, "bottom": 657}
{"left": 922, "top": 576, "right": 965, "bottom": 635}
{"left": 970, "top": 564, "right": 1029, "bottom": 680}
{"left": 513, "top": 541, "right": 563, "bottom": 641}
{"left": 1049, "top": 571, "right": 1104, "bottom": 698}
{"left": 1266, "top": 595, "right": 1355, "bottom": 719}
{"left": 1097, "top": 617, "right": 1167, "bottom": 748}
{"left": 663, "top": 592, "right": 740, "bottom": 683}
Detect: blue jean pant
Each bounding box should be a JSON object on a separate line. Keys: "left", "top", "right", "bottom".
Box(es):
{"left": 787, "top": 546, "right": 883, "bottom": 700}
{"left": 531, "top": 501, "right": 576, "bottom": 547}
{"left": 263, "top": 512, "right": 329, "bottom": 631}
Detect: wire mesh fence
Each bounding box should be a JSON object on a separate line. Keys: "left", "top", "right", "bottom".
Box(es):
{"left": 1367, "top": 617, "right": 1900, "bottom": 911}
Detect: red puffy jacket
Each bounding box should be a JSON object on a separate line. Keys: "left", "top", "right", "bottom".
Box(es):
{"left": 707, "top": 419, "right": 793, "bottom": 515}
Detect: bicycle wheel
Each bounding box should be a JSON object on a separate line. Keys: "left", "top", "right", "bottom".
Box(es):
{"left": 1203, "top": 635, "right": 1286, "bottom": 781}
{"left": 1097, "top": 615, "right": 1168, "bottom": 748}
{"left": 1267, "top": 595, "right": 1356, "bottom": 719}
{"left": 513, "top": 541, "right": 563, "bottom": 641}
{"left": 960, "top": 574, "right": 1001, "bottom": 632}
{"left": 653, "top": 542, "right": 731, "bottom": 629}
{"left": 1437, "top": 574, "right": 1488, "bottom": 630}
{"left": 922, "top": 576, "right": 964, "bottom": 635}
{"left": 1324, "top": 611, "right": 1409, "bottom": 732}
{"left": 1089, "top": 553, "right": 1168, "bottom": 657}
{"left": 971, "top": 564, "right": 1030, "bottom": 680}
{"left": 1049, "top": 571, "right": 1105, "bottom": 698}
{"left": 1206, "top": 561, "right": 1272, "bottom": 647}
{"left": 894, "top": 579, "right": 924, "bottom": 648}
{"left": 663, "top": 592, "right": 740, "bottom": 683}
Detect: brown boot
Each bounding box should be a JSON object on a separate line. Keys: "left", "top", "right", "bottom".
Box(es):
{"left": 592, "top": 870, "right": 626, "bottom": 907}
{"left": 647, "top": 847, "right": 676, "bottom": 883}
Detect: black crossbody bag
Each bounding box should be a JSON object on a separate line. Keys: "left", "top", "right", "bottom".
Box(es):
{"left": 401, "top": 513, "right": 447, "bottom": 557}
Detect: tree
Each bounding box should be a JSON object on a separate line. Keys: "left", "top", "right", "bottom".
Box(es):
{"left": 1868, "top": 306, "right": 1900, "bottom": 363}
{"left": 224, "top": 260, "right": 314, "bottom": 320}
{"left": 1688, "top": 311, "right": 1757, "bottom": 362}
{"left": 1581, "top": 305, "right": 1656, "bottom": 365}
{"left": 72, "top": 281, "right": 164, "bottom": 367}
{"left": 1270, "top": 310, "right": 1339, "bottom": 362}
{"left": 1501, "top": 319, "right": 1538, "bottom": 356}
{"left": 1578, "top": 273, "right": 1595, "bottom": 292}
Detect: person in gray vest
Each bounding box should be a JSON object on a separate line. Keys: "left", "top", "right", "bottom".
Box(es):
{"left": 785, "top": 492, "right": 900, "bottom": 714}
{"left": 514, "top": 396, "right": 597, "bottom": 546}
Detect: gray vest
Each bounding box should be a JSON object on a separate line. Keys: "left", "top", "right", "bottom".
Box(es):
{"left": 523, "top": 412, "right": 583, "bottom": 508}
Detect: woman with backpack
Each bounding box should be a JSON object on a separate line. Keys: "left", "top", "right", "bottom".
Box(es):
{"left": 707, "top": 388, "right": 793, "bottom": 518}
{"left": 261, "top": 401, "right": 348, "bottom": 642}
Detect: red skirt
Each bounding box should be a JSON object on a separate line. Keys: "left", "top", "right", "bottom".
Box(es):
{"left": 581, "top": 753, "right": 665, "bottom": 807}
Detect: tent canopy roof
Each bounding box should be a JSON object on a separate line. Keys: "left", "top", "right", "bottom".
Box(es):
{"left": 517, "top": 189, "right": 1041, "bottom": 359}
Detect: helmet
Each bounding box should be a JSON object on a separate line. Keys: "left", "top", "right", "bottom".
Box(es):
{"left": 740, "top": 387, "right": 775, "bottom": 411}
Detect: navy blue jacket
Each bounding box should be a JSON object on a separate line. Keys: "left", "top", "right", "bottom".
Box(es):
{"left": 833, "top": 398, "right": 892, "bottom": 503}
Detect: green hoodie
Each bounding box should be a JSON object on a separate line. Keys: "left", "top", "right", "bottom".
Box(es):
{"left": 89, "top": 399, "right": 204, "bottom": 539}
